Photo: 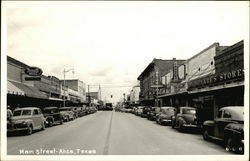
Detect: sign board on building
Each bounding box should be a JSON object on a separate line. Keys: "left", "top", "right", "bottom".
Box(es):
{"left": 24, "top": 67, "right": 43, "bottom": 81}
{"left": 24, "top": 67, "right": 43, "bottom": 76}
{"left": 172, "top": 61, "right": 179, "bottom": 81}
{"left": 178, "top": 64, "right": 186, "bottom": 80}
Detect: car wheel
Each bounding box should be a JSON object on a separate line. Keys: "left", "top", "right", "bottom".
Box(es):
{"left": 49, "top": 121, "right": 53, "bottom": 127}
{"left": 26, "top": 125, "right": 33, "bottom": 135}
{"left": 60, "top": 119, "right": 63, "bottom": 125}
{"left": 203, "top": 129, "right": 210, "bottom": 141}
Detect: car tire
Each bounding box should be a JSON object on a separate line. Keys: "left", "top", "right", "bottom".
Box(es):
{"left": 26, "top": 125, "right": 33, "bottom": 135}
{"left": 60, "top": 119, "right": 63, "bottom": 125}
{"left": 49, "top": 121, "right": 53, "bottom": 127}
{"left": 203, "top": 129, "right": 210, "bottom": 141}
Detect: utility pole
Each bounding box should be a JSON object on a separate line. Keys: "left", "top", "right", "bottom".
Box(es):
{"left": 156, "top": 68, "right": 159, "bottom": 107}
{"left": 88, "top": 85, "right": 90, "bottom": 106}
{"left": 99, "top": 84, "right": 101, "bottom": 100}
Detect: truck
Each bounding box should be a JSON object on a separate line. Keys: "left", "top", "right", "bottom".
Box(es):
{"left": 105, "top": 103, "right": 113, "bottom": 111}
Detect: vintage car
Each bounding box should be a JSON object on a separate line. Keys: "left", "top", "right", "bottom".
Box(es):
{"left": 7, "top": 107, "right": 46, "bottom": 135}
{"left": 147, "top": 107, "right": 161, "bottom": 121}
{"left": 59, "top": 107, "right": 75, "bottom": 122}
{"left": 171, "top": 107, "right": 200, "bottom": 131}
{"left": 203, "top": 106, "right": 244, "bottom": 153}
{"left": 141, "top": 106, "right": 151, "bottom": 118}
{"left": 136, "top": 106, "right": 144, "bottom": 116}
{"left": 42, "top": 107, "right": 64, "bottom": 127}
{"left": 156, "top": 106, "right": 177, "bottom": 125}
{"left": 88, "top": 106, "right": 97, "bottom": 114}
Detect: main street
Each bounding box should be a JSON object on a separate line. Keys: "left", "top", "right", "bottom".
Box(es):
{"left": 7, "top": 111, "right": 231, "bottom": 155}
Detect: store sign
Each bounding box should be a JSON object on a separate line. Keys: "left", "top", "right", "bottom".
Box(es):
{"left": 188, "top": 68, "right": 244, "bottom": 89}
{"left": 24, "top": 67, "right": 43, "bottom": 76}
{"left": 178, "top": 64, "right": 186, "bottom": 80}
{"left": 172, "top": 61, "right": 179, "bottom": 81}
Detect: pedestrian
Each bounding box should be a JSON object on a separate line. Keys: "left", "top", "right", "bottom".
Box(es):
{"left": 7, "top": 105, "right": 13, "bottom": 121}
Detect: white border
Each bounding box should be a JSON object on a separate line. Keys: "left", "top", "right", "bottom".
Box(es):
{"left": 1, "top": 1, "right": 249, "bottom": 161}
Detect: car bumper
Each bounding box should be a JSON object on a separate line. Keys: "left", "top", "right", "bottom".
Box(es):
{"left": 183, "top": 124, "right": 200, "bottom": 128}
{"left": 161, "top": 119, "right": 172, "bottom": 123}
{"left": 7, "top": 127, "right": 28, "bottom": 132}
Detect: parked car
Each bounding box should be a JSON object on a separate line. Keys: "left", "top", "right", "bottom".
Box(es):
{"left": 141, "top": 106, "right": 151, "bottom": 118}
{"left": 136, "top": 106, "right": 144, "bottom": 116}
{"left": 203, "top": 106, "right": 244, "bottom": 153}
{"left": 59, "top": 107, "right": 75, "bottom": 121}
{"left": 171, "top": 107, "right": 200, "bottom": 131}
{"left": 147, "top": 107, "right": 161, "bottom": 121}
{"left": 43, "top": 107, "right": 64, "bottom": 127}
{"left": 88, "top": 106, "right": 97, "bottom": 114}
{"left": 156, "top": 106, "right": 177, "bottom": 125}
{"left": 132, "top": 107, "right": 138, "bottom": 114}
{"left": 7, "top": 107, "right": 46, "bottom": 135}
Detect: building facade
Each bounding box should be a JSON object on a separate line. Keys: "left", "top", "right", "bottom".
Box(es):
{"left": 7, "top": 56, "right": 87, "bottom": 109}
{"left": 137, "top": 58, "right": 185, "bottom": 106}
{"left": 130, "top": 85, "right": 140, "bottom": 105}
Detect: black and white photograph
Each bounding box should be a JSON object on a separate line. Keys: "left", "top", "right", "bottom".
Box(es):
{"left": 1, "top": 1, "right": 249, "bottom": 161}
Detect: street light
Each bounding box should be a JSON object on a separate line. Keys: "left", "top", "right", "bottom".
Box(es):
{"left": 63, "top": 68, "right": 74, "bottom": 107}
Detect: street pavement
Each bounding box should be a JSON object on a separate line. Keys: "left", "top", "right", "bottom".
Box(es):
{"left": 7, "top": 111, "right": 232, "bottom": 155}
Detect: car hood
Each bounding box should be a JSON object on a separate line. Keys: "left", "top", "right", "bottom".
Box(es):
{"left": 226, "top": 122, "right": 244, "bottom": 131}
{"left": 182, "top": 114, "right": 196, "bottom": 123}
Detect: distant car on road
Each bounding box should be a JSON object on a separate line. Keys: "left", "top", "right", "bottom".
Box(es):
{"left": 43, "top": 107, "right": 64, "bottom": 127}
{"left": 156, "top": 106, "right": 177, "bottom": 125}
{"left": 203, "top": 106, "right": 244, "bottom": 153}
{"left": 59, "top": 107, "right": 75, "bottom": 122}
{"left": 171, "top": 107, "right": 200, "bottom": 131}
{"left": 7, "top": 107, "right": 46, "bottom": 135}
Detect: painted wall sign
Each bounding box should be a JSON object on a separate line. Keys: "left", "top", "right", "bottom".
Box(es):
{"left": 188, "top": 68, "right": 244, "bottom": 89}
{"left": 24, "top": 67, "right": 43, "bottom": 76}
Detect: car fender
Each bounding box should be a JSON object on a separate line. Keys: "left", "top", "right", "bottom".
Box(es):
{"left": 177, "top": 117, "right": 186, "bottom": 125}
{"left": 203, "top": 120, "right": 215, "bottom": 127}
{"left": 224, "top": 123, "right": 244, "bottom": 141}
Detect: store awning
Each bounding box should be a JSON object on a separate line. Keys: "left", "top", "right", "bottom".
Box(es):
{"left": 7, "top": 81, "right": 25, "bottom": 96}
{"left": 48, "top": 97, "right": 63, "bottom": 101}
{"left": 8, "top": 81, "right": 48, "bottom": 99}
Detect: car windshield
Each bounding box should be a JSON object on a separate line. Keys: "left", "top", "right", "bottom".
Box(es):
{"left": 44, "top": 109, "right": 58, "bottom": 114}
{"left": 13, "top": 110, "right": 22, "bottom": 116}
{"left": 183, "top": 109, "right": 196, "bottom": 114}
{"left": 60, "top": 108, "right": 70, "bottom": 111}
{"left": 13, "top": 110, "right": 32, "bottom": 116}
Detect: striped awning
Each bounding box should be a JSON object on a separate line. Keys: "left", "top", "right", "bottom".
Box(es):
{"left": 7, "top": 81, "right": 25, "bottom": 96}
{"left": 8, "top": 80, "right": 48, "bottom": 99}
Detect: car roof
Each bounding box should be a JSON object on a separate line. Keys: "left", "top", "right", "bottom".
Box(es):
{"left": 59, "top": 107, "right": 72, "bottom": 109}
{"left": 14, "top": 107, "right": 39, "bottom": 110}
{"left": 179, "top": 107, "right": 196, "bottom": 110}
{"left": 43, "top": 107, "right": 58, "bottom": 110}
{"left": 161, "top": 106, "right": 176, "bottom": 109}
{"left": 220, "top": 106, "right": 244, "bottom": 121}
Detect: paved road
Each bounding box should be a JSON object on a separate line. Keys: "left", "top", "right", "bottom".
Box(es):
{"left": 7, "top": 111, "right": 232, "bottom": 155}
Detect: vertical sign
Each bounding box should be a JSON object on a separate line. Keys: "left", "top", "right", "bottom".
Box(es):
{"left": 173, "top": 61, "right": 179, "bottom": 81}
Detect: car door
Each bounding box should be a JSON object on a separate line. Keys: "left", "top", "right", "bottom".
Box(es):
{"left": 32, "top": 109, "right": 40, "bottom": 129}
{"left": 37, "top": 109, "right": 44, "bottom": 125}
{"left": 217, "top": 110, "right": 234, "bottom": 139}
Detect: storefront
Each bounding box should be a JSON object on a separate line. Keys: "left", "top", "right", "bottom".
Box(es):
{"left": 187, "top": 40, "right": 244, "bottom": 119}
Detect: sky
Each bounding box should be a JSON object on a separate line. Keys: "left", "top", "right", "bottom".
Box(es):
{"left": 5, "top": 1, "right": 249, "bottom": 103}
